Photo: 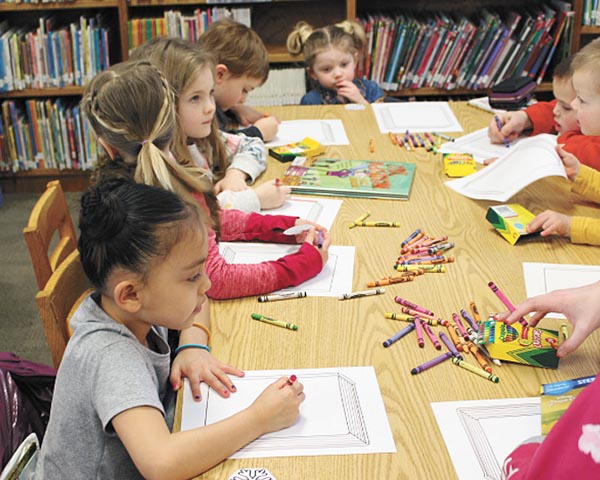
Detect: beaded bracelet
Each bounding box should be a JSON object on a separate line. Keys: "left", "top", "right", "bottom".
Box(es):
{"left": 192, "top": 322, "right": 211, "bottom": 345}
{"left": 175, "top": 343, "right": 211, "bottom": 355}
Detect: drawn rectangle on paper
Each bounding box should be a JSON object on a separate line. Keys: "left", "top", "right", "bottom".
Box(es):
{"left": 371, "top": 102, "right": 463, "bottom": 133}
{"left": 218, "top": 243, "right": 354, "bottom": 297}
{"left": 438, "top": 127, "right": 527, "bottom": 163}
{"left": 523, "top": 262, "right": 600, "bottom": 318}
{"left": 432, "top": 398, "right": 541, "bottom": 480}
{"left": 181, "top": 367, "right": 396, "bottom": 458}
{"left": 264, "top": 197, "right": 343, "bottom": 231}
{"left": 265, "top": 119, "right": 350, "bottom": 146}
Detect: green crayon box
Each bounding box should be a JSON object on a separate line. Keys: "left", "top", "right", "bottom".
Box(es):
{"left": 486, "top": 204, "right": 538, "bottom": 245}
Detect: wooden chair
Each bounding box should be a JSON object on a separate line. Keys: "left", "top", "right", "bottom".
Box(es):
{"left": 23, "top": 180, "right": 78, "bottom": 290}
{"left": 36, "top": 250, "right": 92, "bottom": 369}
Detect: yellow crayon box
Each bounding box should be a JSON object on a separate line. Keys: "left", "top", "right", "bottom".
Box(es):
{"left": 485, "top": 204, "right": 538, "bottom": 245}
{"left": 477, "top": 320, "right": 560, "bottom": 369}
{"left": 442, "top": 153, "right": 477, "bottom": 177}
{"left": 268, "top": 137, "right": 325, "bottom": 163}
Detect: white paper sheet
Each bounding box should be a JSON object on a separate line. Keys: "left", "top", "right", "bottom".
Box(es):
{"left": 523, "top": 262, "right": 600, "bottom": 319}
{"left": 438, "top": 127, "right": 527, "bottom": 164}
{"left": 445, "top": 134, "right": 566, "bottom": 202}
{"left": 431, "top": 397, "right": 541, "bottom": 480}
{"left": 265, "top": 119, "right": 349, "bottom": 146}
{"left": 218, "top": 243, "right": 354, "bottom": 297}
{"left": 263, "top": 197, "right": 343, "bottom": 231}
{"left": 181, "top": 367, "right": 397, "bottom": 458}
{"left": 371, "top": 102, "right": 463, "bottom": 133}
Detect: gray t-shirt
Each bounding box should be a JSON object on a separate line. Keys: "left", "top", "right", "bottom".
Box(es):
{"left": 35, "top": 293, "right": 171, "bottom": 479}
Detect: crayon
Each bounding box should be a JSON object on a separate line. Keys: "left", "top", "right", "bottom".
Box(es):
{"left": 349, "top": 211, "right": 371, "bottom": 229}
{"left": 452, "top": 357, "right": 499, "bottom": 383}
{"left": 432, "top": 132, "right": 455, "bottom": 142}
{"left": 389, "top": 132, "right": 398, "bottom": 145}
{"left": 411, "top": 351, "right": 453, "bottom": 375}
{"left": 468, "top": 342, "right": 493, "bottom": 373}
{"left": 439, "top": 331, "right": 463, "bottom": 360}
{"left": 460, "top": 309, "right": 479, "bottom": 332}
{"left": 369, "top": 138, "right": 375, "bottom": 153}
{"left": 286, "top": 374, "right": 297, "bottom": 386}
{"left": 317, "top": 230, "right": 324, "bottom": 249}
{"left": 338, "top": 288, "right": 385, "bottom": 300}
{"left": 400, "top": 306, "right": 436, "bottom": 320}
{"left": 470, "top": 301, "right": 481, "bottom": 322}
{"left": 494, "top": 115, "right": 510, "bottom": 148}
{"left": 395, "top": 134, "right": 405, "bottom": 148}
{"left": 274, "top": 178, "right": 282, "bottom": 187}
{"left": 561, "top": 323, "right": 569, "bottom": 342}
{"left": 394, "top": 264, "right": 445, "bottom": 273}
{"left": 452, "top": 313, "right": 470, "bottom": 341}
{"left": 428, "top": 242, "right": 455, "bottom": 255}
{"left": 403, "top": 130, "right": 412, "bottom": 151}
{"left": 394, "top": 297, "right": 435, "bottom": 316}
{"left": 258, "top": 291, "right": 307, "bottom": 302}
{"left": 414, "top": 317, "right": 425, "bottom": 348}
{"left": 355, "top": 221, "right": 401, "bottom": 228}
{"left": 383, "top": 323, "right": 416, "bottom": 348}
{"left": 367, "top": 275, "right": 415, "bottom": 287}
{"left": 415, "top": 133, "right": 426, "bottom": 148}
{"left": 401, "top": 228, "right": 422, "bottom": 247}
{"left": 251, "top": 313, "right": 298, "bottom": 331}
{"left": 488, "top": 281, "right": 528, "bottom": 326}
{"left": 445, "top": 323, "right": 464, "bottom": 352}
{"left": 422, "top": 322, "right": 442, "bottom": 350}
{"left": 384, "top": 312, "right": 415, "bottom": 322}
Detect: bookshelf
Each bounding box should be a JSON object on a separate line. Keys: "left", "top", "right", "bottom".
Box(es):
{"left": 572, "top": 0, "right": 600, "bottom": 52}
{"left": 0, "top": 0, "right": 593, "bottom": 192}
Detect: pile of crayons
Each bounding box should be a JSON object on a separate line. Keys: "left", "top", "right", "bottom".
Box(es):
{"left": 388, "top": 131, "right": 454, "bottom": 153}
{"left": 383, "top": 297, "right": 500, "bottom": 383}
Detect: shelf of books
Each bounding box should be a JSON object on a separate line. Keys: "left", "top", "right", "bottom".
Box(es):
{"left": 356, "top": 2, "right": 575, "bottom": 96}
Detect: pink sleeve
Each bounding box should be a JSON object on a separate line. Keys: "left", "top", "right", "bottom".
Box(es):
{"left": 219, "top": 209, "right": 298, "bottom": 244}
{"left": 525, "top": 100, "right": 557, "bottom": 136}
{"left": 205, "top": 228, "right": 323, "bottom": 299}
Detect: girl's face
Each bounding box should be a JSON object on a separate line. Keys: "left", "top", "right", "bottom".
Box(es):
{"left": 572, "top": 68, "right": 600, "bottom": 136}
{"left": 137, "top": 223, "right": 211, "bottom": 331}
{"left": 308, "top": 46, "right": 357, "bottom": 90}
{"left": 178, "top": 66, "right": 216, "bottom": 140}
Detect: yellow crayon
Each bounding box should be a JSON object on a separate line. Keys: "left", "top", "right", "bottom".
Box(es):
{"left": 452, "top": 357, "right": 499, "bottom": 383}
{"left": 384, "top": 312, "right": 437, "bottom": 326}
{"left": 355, "top": 221, "right": 401, "bottom": 228}
{"left": 560, "top": 324, "right": 569, "bottom": 342}
{"left": 395, "top": 264, "right": 446, "bottom": 273}
{"left": 350, "top": 211, "right": 371, "bottom": 229}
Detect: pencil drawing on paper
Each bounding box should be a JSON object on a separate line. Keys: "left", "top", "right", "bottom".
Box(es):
{"left": 456, "top": 402, "right": 541, "bottom": 480}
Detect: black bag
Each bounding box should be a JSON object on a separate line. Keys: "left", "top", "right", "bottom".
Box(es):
{"left": 489, "top": 76, "right": 536, "bottom": 111}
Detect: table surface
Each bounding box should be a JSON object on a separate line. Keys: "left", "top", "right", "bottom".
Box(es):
{"left": 176, "top": 102, "right": 600, "bottom": 479}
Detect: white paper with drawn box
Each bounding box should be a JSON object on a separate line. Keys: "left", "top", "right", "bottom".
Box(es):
{"left": 218, "top": 243, "right": 354, "bottom": 297}
{"left": 445, "top": 134, "right": 566, "bottom": 202}
{"left": 438, "top": 127, "right": 527, "bottom": 164}
{"left": 181, "top": 366, "right": 396, "bottom": 458}
{"left": 371, "top": 102, "right": 463, "bottom": 133}
{"left": 432, "top": 397, "right": 541, "bottom": 480}
{"left": 523, "top": 262, "right": 600, "bottom": 319}
{"left": 265, "top": 119, "right": 349, "bottom": 146}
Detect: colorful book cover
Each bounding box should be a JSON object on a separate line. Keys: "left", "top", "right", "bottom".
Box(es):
{"left": 477, "top": 320, "right": 560, "bottom": 369}
{"left": 540, "top": 375, "right": 596, "bottom": 434}
{"left": 282, "top": 158, "right": 416, "bottom": 200}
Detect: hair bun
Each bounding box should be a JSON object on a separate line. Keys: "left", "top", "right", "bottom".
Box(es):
{"left": 80, "top": 177, "right": 132, "bottom": 241}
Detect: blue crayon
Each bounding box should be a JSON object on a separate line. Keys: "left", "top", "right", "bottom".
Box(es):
{"left": 401, "top": 228, "right": 422, "bottom": 247}
{"left": 383, "top": 323, "right": 416, "bottom": 348}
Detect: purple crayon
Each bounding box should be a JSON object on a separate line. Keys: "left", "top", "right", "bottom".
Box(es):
{"left": 452, "top": 312, "right": 470, "bottom": 341}
{"left": 439, "top": 332, "right": 463, "bottom": 360}
{"left": 411, "top": 351, "right": 453, "bottom": 375}
{"left": 383, "top": 323, "right": 416, "bottom": 348}
{"left": 460, "top": 309, "right": 479, "bottom": 333}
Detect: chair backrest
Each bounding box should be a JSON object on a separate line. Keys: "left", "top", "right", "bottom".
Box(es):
{"left": 23, "top": 180, "right": 78, "bottom": 290}
{"left": 36, "top": 250, "right": 92, "bottom": 369}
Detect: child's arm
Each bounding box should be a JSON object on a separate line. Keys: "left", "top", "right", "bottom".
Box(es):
{"left": 215, "top": 131, "right": 267, "bottom": 193}
{"left": 229, "top": 104, "right": 265, "bottom": 125}
{"left": 170, "top": 304, "right": 244, "bottom": 401}
{"left": 113, "top": 377, "right": 305, "bottom": 480}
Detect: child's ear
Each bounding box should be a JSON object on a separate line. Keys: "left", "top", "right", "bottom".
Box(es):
{"left": 306, "top": 67, "right": 317, "bottom": 81}
{"left": 215, "top": 64, "right": 230, "bottom": 84}
{"left": 113, "top": 280, "right": 143, "bottom": 314}
{"left": 98, "top": 137, "right": 118, "bottom": 160}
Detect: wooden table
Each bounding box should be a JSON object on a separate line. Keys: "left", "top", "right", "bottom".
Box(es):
{"left": 177, "top": 103, "right": 600, "bottom": 479}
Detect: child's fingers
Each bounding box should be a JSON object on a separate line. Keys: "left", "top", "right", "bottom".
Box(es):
{"left": 169, "top": 363, "right": 183, "bottom": 392}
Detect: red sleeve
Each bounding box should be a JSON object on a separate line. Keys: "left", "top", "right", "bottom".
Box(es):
{"left": 559, "top": 132, "right": 600, "bottom": 172}
{"left": 204, "top": 226, "right": 323, "bottom": 299}
{"left": 525, "top": 100, "right": 557, "bottom": 136}
{"left": 219, "top": 209, "right": 298, "bottom": 244}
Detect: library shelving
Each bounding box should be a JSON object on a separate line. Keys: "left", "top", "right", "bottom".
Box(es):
{"left": 0, "top": 0, "right": 596, "bottom": 192}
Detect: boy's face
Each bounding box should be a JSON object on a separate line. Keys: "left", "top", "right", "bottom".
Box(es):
{"left": 552, "top": 77, "right": 578, "bottom": 135}
{"left": 177, "top": 66, "right": 216, "bottom": 140}
{"left": 214, "top": 67, "right": 263, "bottom": 111}
{"left": 308, "top": 47, "right": 357, "bottom": 91}
{"left": 572, "top": 68, "right": 600, "bottom": 136}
